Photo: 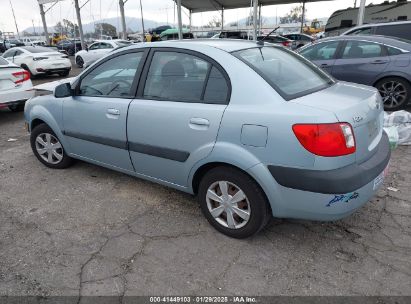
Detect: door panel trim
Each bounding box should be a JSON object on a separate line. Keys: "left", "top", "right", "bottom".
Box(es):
{"left": 64, "top": 130, "right": 190, "bottom": 162}
{"left": 63, "top": 130, "right": 127, "bottom": 149}
{"left": 128, "top": 142, "right": 190, "bottom": 162}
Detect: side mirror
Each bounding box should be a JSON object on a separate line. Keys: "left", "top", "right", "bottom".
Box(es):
{"left": 85, "top": 46, "right": 89, "bottom": 51}
{"left": 55, "top": 83, "right": 73, "bottom": 98}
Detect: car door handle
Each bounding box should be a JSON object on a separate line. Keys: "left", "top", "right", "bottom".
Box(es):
{"left": 107, "top": 108, "right": 120, "bottom": 115}
{"left": 320, "top": 63, "right": 329, "bottom": 67}
{"left": 371, "top": 60, "right": 388, "bottom": 64}
{"left": 189, "top": 118, "right": 210, "bottom": 130}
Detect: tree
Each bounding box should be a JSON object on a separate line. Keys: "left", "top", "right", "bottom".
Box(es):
{"left": 280, "top": 5, "right": 307, "bottom": 24}
{"left": 94, "top": 23, "right": 117, "bottom": 38}
{"left": 54, "top": 19, "right": 79, "bottom": 37}
{"left": 207, "top": 15, "right": 222, "bottom": 28}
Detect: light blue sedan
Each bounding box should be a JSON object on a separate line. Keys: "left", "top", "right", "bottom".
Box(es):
{"left": 25, "top": 40, "right": 390, "bottom": 238}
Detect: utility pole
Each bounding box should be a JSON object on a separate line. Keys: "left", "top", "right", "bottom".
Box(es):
{"left": 74, "top": 0, "right": 86, "bottom": 50}
{"left": 354, "top": 0, "right": 357, "bottom": 8}
{"left": 357, "top": 0, "right": 366, "bottom": 26}
{"left": 9, "top": 0, "right": 20, "bottom": 38}
{"left": 119, "top": 0, "right": 127, "bottom": 39}
{"left": 176, "top": 0, "right": 182, "bottom": 40}
{"left": 39, "top": 3, "right": 50, "bottom": 44}
{"left": 253, "top": 0, "right": 258, "bottom": 41}
{"left": 300, "top": 0, "right": 306, "bottom": 34}
{"left": 139, "top": 0, "right": 145, "bottom": 37}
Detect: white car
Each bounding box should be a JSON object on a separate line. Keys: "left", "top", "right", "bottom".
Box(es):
{"left": 1, "top": 46, "right": 71, "bottom": 77}
{"left": 0, "top": 57, "right": 34, "bottom": 111}
{"left": 74, "top": 39, "right": 131, "bottom": 68}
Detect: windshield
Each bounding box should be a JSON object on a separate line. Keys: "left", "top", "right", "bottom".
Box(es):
{"left": 114, "top": 40, "right": 132, "bottom": 46}
{"left": 23, "top": 46, "right": 56, "bottom": 53}
{"left": 0, "top": 57, "right": 9, "bottom": 65}
{"left": 233, "top": 46, "right": 334, "bottom": 100}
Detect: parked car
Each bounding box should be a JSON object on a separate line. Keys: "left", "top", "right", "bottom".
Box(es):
{"left": 55, "top": 39, "right": 82, "bottom": 56}
{"left": 219, "top": 31, "right": 252, "bottom": 40}
{"left": 21, "top": 37, "right": 46, "bottom": 46}
{"left": 2, "top": 46, "right": 71, "bottom": 77}
{"left": 4, "top": 38, "right": 25, "bottom": 49}
{"left": 257, "top": 35, "right": 293, "bottom": 48}
{"left": 282, "top": 33, "right": 315, "bottom": 49}
{"left": 0, "top": 57, "right": 34, "bottom": 111}
{"left": 25, "top": 40, "right": 390, "bottom": 238}
{"left": 75, "top": 39, "right": 132, "bottom": 68}
{"left": 342, "top": 20, "right": 411, "bottom": 41}
{"left": 160, "top": 29, "right": 194, "bottom": 41}
{"left": 298, "top": 35, "right": 411, "bottom": 111}
{"left": 0, "top": 39, "right": 6, "bottom": 53}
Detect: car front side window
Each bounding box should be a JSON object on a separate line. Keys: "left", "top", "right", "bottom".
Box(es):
{"left": 143, "top": 51, "right": 211, "bottom": 102}
{"left": 89, "top": 43, "right": 100, "bottom": 50}
{"left": 79, "top": 52, "right": 143, "bottom": 98}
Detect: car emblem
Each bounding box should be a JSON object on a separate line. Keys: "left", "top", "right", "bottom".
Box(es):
{"left": 353, "top": 116, "right": 363, "bottom": 123}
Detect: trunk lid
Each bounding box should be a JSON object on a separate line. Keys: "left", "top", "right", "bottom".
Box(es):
{"left": 0, "top": 64, "right": 23, "bottom": 91}
{"left": 292, "top": 81, "right": 384, "bottom": 163}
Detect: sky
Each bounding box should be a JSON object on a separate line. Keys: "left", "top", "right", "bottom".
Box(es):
{"left": 0, "top": 0, "right": 388, "bottom": 34}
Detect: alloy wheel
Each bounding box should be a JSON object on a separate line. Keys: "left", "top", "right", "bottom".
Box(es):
{"left": 206, "top": 181, "right": 251, "bottom": 229}
{"left": 35, "top": 133, "right": 64, "bottom": 165}
{"left": 378, "top": 80, "right": 407, "bottom": 110}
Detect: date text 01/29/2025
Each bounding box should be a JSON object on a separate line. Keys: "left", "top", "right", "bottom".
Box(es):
{"left": 149, "top": 296, "right": 257, "bottom": 303}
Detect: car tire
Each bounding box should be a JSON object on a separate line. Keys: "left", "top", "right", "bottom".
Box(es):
{"left": 198, "top": 166, "right": 271, "bottom": 238}
{"left": 76, "top": 56, "right": 84, "bottom": 68}
{"left": 8, "top": 103, "right": 25, "bottom": 112}
{"left": 59, "top": 70, "right": 70, "bottom": 77}
{"left": 376, "top": 77, "right": 411, "bottom": 111}
{"left": 30, "top": 123, "right": 73, "bottom": 169}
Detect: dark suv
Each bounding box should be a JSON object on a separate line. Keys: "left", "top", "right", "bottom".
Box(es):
{"left": 342, "top": 21, "right": 411, "bottom": 41}
{"left": 55, "top": 39, "right": 82, "bottom": 56}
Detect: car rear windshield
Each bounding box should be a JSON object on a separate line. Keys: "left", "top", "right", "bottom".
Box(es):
{"left": 114, "top": 40, "right": 132, "bottom": 46}
{"left": 0, "top": 57, "right": 8, "bottom": 65}
{"left": 23, "top": 46, "right": 54, "bottom": 53}
{"left": 232, "top": 46, "right": 334, "bottom": 100}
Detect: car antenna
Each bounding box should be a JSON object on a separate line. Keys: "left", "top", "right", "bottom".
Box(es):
{"left": 257, "top": 26, "right": 280, "bottom": 46}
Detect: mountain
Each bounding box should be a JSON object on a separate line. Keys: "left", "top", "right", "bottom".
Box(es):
{"left": 23, "top": 16, "right": 166, "bottom": 34}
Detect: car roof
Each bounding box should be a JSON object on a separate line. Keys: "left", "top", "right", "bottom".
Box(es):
{"left": 346, "top": 20, "right": 411, "bottom": 30}
{"left": 120, "top": 39, "right": 266, "bottom": 53}
{"left": 313, "top": 35, "right": 411, "bottom": 51}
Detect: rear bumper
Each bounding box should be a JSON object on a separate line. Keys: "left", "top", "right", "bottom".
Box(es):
{"left": 267, "top": 132, "right": 390, "bottom": 194}
{"left": 0, "top": 89, "right": 34, "bottom": 106}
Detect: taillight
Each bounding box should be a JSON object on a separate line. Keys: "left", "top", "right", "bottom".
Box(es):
{"left": 12, "top": 70, "right": 30, "bottom": 84}
{"left": 292, "top": 123, "right": 356, "bottom": 157}
{"left": 282, "top": 41, "right": 290, "bottom": 47}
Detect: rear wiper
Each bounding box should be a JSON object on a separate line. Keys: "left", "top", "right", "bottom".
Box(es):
{"left": 257, "top": 26, "right": 280, "bottom": 46}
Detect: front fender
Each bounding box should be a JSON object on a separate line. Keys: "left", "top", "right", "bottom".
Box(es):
{"left": 28, "top": 103, "right": 71, "bottom": 154}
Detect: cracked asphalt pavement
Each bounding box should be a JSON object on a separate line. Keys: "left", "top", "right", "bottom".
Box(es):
{"left": 0, "top": 64, "right": 410, "bottom": 298}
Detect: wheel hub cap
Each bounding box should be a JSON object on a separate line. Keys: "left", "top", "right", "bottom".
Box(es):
{"left": 35, "top": 133, "right": 64, "bottom": 165}
{"left": 206, "top": 181, "right": 251, "bottom": 229}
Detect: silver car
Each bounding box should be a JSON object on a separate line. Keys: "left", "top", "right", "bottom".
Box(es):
{"left": 24, "top": 40, "right": 390, "bottom": 238}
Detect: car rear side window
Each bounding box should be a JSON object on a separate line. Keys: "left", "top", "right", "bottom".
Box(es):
{"left": 203, "top": 67, "right": 229, "bottom": 104}
{"left": 386, "top": 46, "right": 404, "bottom": 56}
{"left": 375, "top": 24, "right": 411, "bottom": 40}
{"left": 342, "top": 41, "right": 383, "bottom": 59}
{"left": 144, "top": 52, "right": 207, "bottom": 102}
{"left": 233, "top": 47, "right": 333, "bottom": 100}
{"left": 79, "top": 52, "right": 143, "bottom": 98}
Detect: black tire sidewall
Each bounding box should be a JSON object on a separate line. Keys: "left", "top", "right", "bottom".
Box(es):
{"left": 76, "top": 56, "right": 83, "bottom": 68}
{"left": 376, "top": 77, "right": 410, "bottom": 111}
{"left": 30, "top": 123, "right": 73, "bottom": 169}
{"left": 198, "top": 167, "right": 271, "bottom": 238}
